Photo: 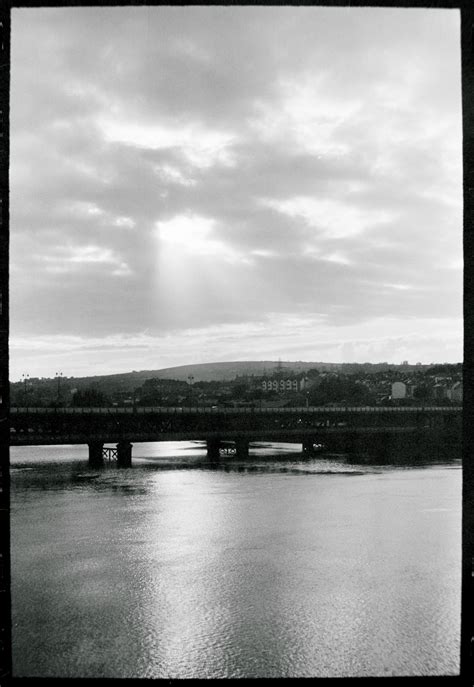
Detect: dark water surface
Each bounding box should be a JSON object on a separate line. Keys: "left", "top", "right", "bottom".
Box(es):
{"left": 10, "top": 442, "right": 461, "bottom": 678}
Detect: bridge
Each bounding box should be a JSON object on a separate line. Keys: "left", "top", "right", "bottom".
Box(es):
{"left": 10, "top": 405, "right": 462, "bottom": 467}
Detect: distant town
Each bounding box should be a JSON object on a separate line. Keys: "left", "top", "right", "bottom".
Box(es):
{"left": 10, "top": 361, "right": 462, "bottom": 408}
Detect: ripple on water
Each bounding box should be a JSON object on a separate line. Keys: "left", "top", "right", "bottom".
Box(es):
{"left": 10, "top": 448, "right": 461, "bottom": 678}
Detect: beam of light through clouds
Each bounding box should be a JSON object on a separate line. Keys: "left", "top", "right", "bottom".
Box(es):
{"left": 10, "top": 6, "right": 462, "bottom": 379}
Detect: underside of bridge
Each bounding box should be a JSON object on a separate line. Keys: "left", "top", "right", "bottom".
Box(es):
{"left": 82, "top": 430, "right": 461, "bottom": 468}
{"left": 87, "top": 437, "right": 321, "bottom": 466}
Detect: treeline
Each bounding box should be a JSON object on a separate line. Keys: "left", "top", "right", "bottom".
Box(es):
{"left": 306, "top": 376, "right": 374, "bottom": 405}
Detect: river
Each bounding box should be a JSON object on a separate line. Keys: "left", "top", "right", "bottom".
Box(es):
{"left": 10, "top": 441, "right": 461, "bottom": 678}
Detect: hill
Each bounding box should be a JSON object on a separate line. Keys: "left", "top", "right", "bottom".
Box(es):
{"left": 16, "top": 360, "right": 432, "bottom": 396}
{"left": 66, "top": 360, "right": 341, "bottom": 392}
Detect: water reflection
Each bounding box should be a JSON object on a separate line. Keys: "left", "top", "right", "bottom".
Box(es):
{"left": 10, "top": 442, "right": 461, "bottom": 678}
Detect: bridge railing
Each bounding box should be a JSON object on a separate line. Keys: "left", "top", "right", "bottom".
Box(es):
{"left": 10, "top": 405, "right": 461, "bottom": 414}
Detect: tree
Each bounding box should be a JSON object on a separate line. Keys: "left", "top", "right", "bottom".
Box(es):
{"left": 413, "top": 384, "right": 432, "bottom": 402}
{"left": 71, "top": 387, "right": 110, "bottom": 407}
{"left": 231, "top": 382, "right": 248, "bottom": 400}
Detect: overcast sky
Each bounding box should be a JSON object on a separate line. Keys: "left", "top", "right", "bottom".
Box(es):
{"left": 10, "top": 6, "right": 462, "bottom": 380}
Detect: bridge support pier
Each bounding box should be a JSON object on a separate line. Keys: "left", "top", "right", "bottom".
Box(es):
{"left": 207, "top": 438, "right": 221, "bottom": 460}
{"left": 117, "top": 441, "right": 133, "bottom": 468}
{"left": 88, "top": 441, "right": 104, "bottom": 468}
{"left": 235, "top": 439, "right": 249, "bottom": 458}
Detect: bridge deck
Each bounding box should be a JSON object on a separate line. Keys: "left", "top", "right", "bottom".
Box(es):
{"left": 9, "top": 405, "right": 462, "bottom": 450}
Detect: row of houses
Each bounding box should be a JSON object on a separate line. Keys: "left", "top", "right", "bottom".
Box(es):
{"left": 391, "top": 380, "right": 462, "bottom": 402}
{"left": 259, "top": 374, "right": 463, "bottom": 403}
{"left": 261, "top": 376, "right": 309, "bottom": 392}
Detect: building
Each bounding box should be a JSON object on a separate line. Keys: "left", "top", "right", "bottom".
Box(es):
{"left": 261, "top": 375, "right": 308, "bottom": 393}
{"left": 262, "top": 379, "right": 279, "bottom": 392}
{"left": 433, "top": 383, "right": 448, "bottom": 400}
{"left": 391, "top": 381, "right": 406, "bottom": 400}
{"left": 450, "top": 381, "right": 462, "bottom": 403}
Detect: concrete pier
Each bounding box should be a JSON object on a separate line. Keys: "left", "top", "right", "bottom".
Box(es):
{"left": 207, "top": 438, "right": 221, "bottom": 460}
{"left": 117, "top": 441, "right": 133, "bottom": 468}
{"left": 88, "top": 441, "right": 104, "bottom": 468}
{"left": 235, "top": 439, "right": 249, "bottom": 458}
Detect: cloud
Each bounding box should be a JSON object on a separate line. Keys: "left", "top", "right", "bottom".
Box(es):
{"left": 9, "top": 315, "right": 462, "bottom": 381}
{"left": 260, "top": 196, "right": 394, "bottom": 240}
{"left": 10, "top": 6, "right": 462, "bottom": 377}
{"left": 155, "top": 214, "right": 246, "bottom": 264}
{"left": 100, "top": 117, "right": 237, "bottom": 169}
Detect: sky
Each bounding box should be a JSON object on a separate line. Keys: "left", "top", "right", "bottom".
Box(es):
{"left": 10, "top": 6, "right": 462, "bottom": 381}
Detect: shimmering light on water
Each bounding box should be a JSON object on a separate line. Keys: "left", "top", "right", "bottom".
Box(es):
{"left": 10, "top": 442, "right": 461, "bottom": 677}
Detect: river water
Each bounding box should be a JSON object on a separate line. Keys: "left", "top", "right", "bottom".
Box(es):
{"left": 10, "top": 441, "right": 461, "bottom": 678}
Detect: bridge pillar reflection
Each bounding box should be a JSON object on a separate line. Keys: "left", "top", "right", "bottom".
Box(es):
{"left": 117, "top": 441, "right": 133, "bottom": 468}
{"left": 88, "top": 441, "right": 104, "bottom": 468}
{"left": 207, "top": 438, "right": 221, "bottom": 460}
{"left": 235, "top": 439, "right": 249, "bottom": 458}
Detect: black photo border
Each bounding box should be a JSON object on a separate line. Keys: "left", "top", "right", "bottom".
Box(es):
{"left": 0, "top": 1, "right": 471, "bottom": 684}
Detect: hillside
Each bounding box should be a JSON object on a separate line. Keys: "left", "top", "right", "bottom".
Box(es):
{"left": 63, "top": 360, "right": 432, "bottom": 387}
{"left": 65, "top": 360, "right": 341, "bottom": 391}
{"left": 14, "top": 360, "right": 433, "bottom": 398}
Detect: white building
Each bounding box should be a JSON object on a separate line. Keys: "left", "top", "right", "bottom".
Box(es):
{"left": 262, "top": 376, "right": 307, "bottom": 393}
{"left": 261, "top": 379, "right": 279, "bottom": 391}
{"left": 391, "top": 381, "right": 406, "bottom": 399}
